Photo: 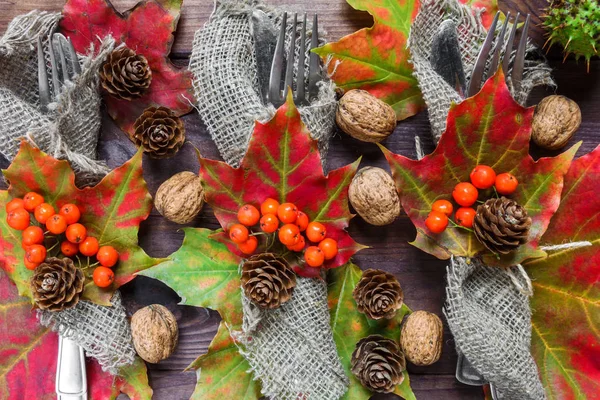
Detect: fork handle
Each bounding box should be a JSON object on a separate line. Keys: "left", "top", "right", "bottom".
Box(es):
{"left": 56, "top": 336, "right": 87, "bottom": 400}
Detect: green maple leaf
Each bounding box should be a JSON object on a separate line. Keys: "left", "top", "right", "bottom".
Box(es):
{"left": 0, "top": 141, "right": 163, "bottom": 305}
{"left": 314, "top": 0, "right": 425, "bottom": 121}
{"left": 328, "top": 263, "right": 415, "bottom": 400}
{"left": 382, "top": 71, "right": 580, "bottom": 267}
{"left": 0, "top": 269, "right": 152, "bottom": 399}
{"left": 188, "top": 322, "right": 261, "bottom": 400}
{"left": 139, "top": 227, "right": 243, "bottom": 328}
{"left": 523, "top": 145, "right": 600, "bottom": 399}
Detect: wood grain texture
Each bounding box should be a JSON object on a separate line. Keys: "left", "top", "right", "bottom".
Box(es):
{"left": 0, "top": 0, "right": 598, "bottom": 399}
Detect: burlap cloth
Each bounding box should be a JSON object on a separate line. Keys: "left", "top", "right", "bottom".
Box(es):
{"left": 409, "top": 1, "right": 549, "bottom": 398}
{"left": 0, "top": 11, "right": 136, "bottom": 375}
{"left": 189, "top": 1, "right": 347, "bottom": 399}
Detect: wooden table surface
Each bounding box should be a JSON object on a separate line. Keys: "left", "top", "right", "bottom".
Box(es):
{"left": 1, "top": 1, "right": 598, "bottom": 399}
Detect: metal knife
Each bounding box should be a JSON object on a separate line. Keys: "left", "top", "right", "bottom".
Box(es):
{"left": 251, "top": 10, "right": 278, "bottom": 105}
{"left": 56, "top": 336, "right": 87, "bottom": 400}
{"left": 430, "top": 19, "right": 467, "bottom": 98}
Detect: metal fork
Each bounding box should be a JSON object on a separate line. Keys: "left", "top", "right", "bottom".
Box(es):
{"left": 38, "top": 33, "right": 87, "bottom": 400}
{"left": 38, "top": 33, "right": 81, "bottom": 113}
{"left": 467, "top": 11, "right": 530, "bottom": 97}
{"left": 268, "top": 12, "right": 322, "bottom": 107}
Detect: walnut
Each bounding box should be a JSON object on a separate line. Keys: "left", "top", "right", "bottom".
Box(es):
{"left": 336, "top": 90, "right": 397, "bottom": 142}
{"left": 154, "top": 171, "right": 204, "bottom": 224}
{"left": 349, "top": 167, "right": 400, "bottom": 226}
{"left": 400, "top": 311, "right": 443, "bottom": 366}
{"left": 131, "top": 304, "right": 179, "bottom": 364}
{"left": 531, "top": 95, "right": 581, "bottom": 150}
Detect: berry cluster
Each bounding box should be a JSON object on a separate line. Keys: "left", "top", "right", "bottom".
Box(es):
{"left": 5, "top": 192, "right": 119, "bottom": 288}
{"left": 229, "top": 198, "right": 339, "bottom": 268}
{"left": 425, "top": 166, "right": 519, "bottom": 234}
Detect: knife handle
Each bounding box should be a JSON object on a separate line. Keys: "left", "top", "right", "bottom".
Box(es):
{"left": 56, "top": 336, "right": 87, "bottom": 400}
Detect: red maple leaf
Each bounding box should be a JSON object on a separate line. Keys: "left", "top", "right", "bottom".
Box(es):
{"left": 383, "top": 71, "right": 579, "bottom": 267}
{"left": 524, "top": 145, "right": 600, "bottom": 398}
{"left": 198, "top": 94, "right": 365, "bottom": 277}
{"left": 0, "top": 141, "right": 163, "bottom": 305}
{"left": 59, "top": 0, "right": 194, "bottom": 137}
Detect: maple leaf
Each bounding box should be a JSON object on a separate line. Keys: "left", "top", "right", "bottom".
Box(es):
{"left": 0, "top": 141, "right": 163, "bottom": 305}
{"left": 187, "top": 322, "right": 262, "bottom": 400}
{"left": 0, "top": 269, "right": 152, "bottom": 399}
{"left": 523, "top": 145, "right": 600, "bottom": 399}
{"left": 328, "top": 263, "right": 415, "bottom": 400}
{"left": 60, "top": 0, "right": 194, "bottom": 137}
{"left": 458, "top": 0, "right": 499, "bottom": 29}
{"left": 313, "top": 0, "right": 425, "bottom": 121}
{"left": 382, "top": 71, "right": 580, "bottom": 267}
{"left": 198, "top": 93, "right": 365, "bottom": 278}
{"left": 139, "top": 228, "right": 244, "bottom": 327}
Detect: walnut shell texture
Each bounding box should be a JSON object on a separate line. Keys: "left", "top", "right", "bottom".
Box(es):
{"left": 400, "top": 311, "right": 443, "bottom": 366}
{"left": 155, "top": 171, "right": 204, "bottom": 224}
{"left": 336, "top": 89, "right": 397, "bottom": 142}
{"left": 349, "top": 167, "right": 401, "bottom": 226}
{"left": 531, "top": 95, "right": 581, "bottom": 150}
{"left": 131, "top": 304, "right": 179, "bottom": 364}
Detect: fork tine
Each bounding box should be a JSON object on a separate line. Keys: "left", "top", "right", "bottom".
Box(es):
{"left": 283, "top": 13, "right": 298, "bottom": 100}
{"left": 511, "top": 14, "right": 530, "bottom": 93}
{"left": 488, "top": 12, "right": 510, "bottom": 75}
{"left": 502, "top": 12, "right": 520, "bottom": 74}
{"left": 48, "top": 36, "right": 61, "bottom": 96}
{"left": 56, "top": 33, "right": 81, "bottom": 76}
{"left": 56, "top": 36, "right": 70, "bottom": 84}
{"left": 308, "top": 14, "right": 320, "bottom": 100}
{"left": 269, "top": 12, "right": 288, "bottom": 106}
{"left": 296, "top": 14, "right": 307, "bottom": 104}
{"left": 467, "top": 11, "right": 500, "bottom": 97}
{"left": 37, "top": 37, "right": 51, "bottom": 111}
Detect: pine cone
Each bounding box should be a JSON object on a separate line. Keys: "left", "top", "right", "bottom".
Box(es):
{"left": 100, "top": 47, "right": 152, "bottom": 101}
{"left": 133, "top": 106, "right": 185, "bottom": 159}
{"left": 353, "top": 269, "right": 403, "bottom": 320}
{"left": 241, "top": 253, "right": 297, "bottom": 309}
{"left": 30, "top": 257, "right": 85, "bottom": 312}
{"left": 351, "top": 335, "right": 406, "bottom": 393}
{"left": 473, "top": 197, "right": 532, "bottom": 254}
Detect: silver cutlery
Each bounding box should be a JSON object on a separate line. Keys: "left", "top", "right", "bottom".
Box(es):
{"left": 268, "top": 12, "right": 322, "bottom": 107}
{"left": 467, "top": 11, "right": 530, "bottom": 97}
{"left": 38, "top": 32, "right": 87, "bottom": 400}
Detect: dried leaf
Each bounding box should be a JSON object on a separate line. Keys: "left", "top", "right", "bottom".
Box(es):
{"left": 60, "top": 0, "right": 194, "bottom": 136}
{"left": 0, "top": 269, "right": 152, "bottom": 399}
{"left": 139, "top": 228, "right": 243, "bottom": 328}
{"left": 0, "top": 141, "right": 163, "bottom": 305}
{"left": 328, "top": 263, "right": 415, "bottom": 400}
{"left": 313, "top": 0, "right": 425, "bottom": 121}
{"left": 198, "top": 93, "right": 365, "bottom": 277}
{"left": 524, "top": 145, "right": 600, "bottom": 399}
{"left": 382, "top": 71, "right": 579, "bottom": 266}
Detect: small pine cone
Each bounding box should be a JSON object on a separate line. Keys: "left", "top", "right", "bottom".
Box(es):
{"left": 351, "top": 335, "right": 406, "bottom": 393}
{"left": 100, "top": 47, "right": 152, "bottom": 101}
{"left": 30, "top": 257, "right": 85, "bottom": 312}
{"left": 473, "top": 197, "right": 532, "bottom": 254}
{"left": 241, "top": 253, "right": 297, "bottom": 309}
{"left": 133, "top": 106, "right": 185, "bottom": 159}
{"left": 353, "top": 269, "right": 403, "bottom": 320}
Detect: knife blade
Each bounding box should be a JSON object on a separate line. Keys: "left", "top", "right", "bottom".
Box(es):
{"left": 251, "top": 10, "right": 278, "bottom": 105}
{"left": 430, "top": 19, "right": 467, "bottom": 98}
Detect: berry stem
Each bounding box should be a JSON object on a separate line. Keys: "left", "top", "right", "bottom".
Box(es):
{"left": 448, "top": 219, "right": 474, "bottom": 233}
{"left": 493, "top": 186, "right": 500, "bottom": 198}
